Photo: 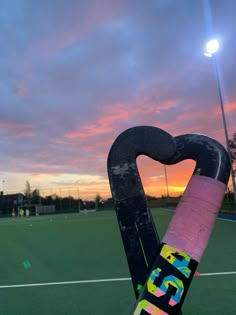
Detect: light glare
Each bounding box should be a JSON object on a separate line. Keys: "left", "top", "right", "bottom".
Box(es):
{"left": 206, "top": 39, "right": 219, "bottom": 54}
{"left": 204, "top": 52, "right": 212, "bottom": 58}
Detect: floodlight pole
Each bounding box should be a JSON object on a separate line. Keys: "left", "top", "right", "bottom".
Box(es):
{"left": 212, "top": 55, "right": 236, "bottom": 204}
{"left": 2, "top": 180, "right": 5, "bottom": 194}
{"left": 164, "top": 165, "right": 169, "bottom": 198}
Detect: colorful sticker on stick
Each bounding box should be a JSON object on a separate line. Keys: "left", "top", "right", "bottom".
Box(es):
{"left": 133, "top": 299, "right": 168, "bottom": 315}
{"left": 133, "top": 244, "right": 197, "bottom": 314}
{"left": 160, "top": 245, "right": 191, "bottom": 278}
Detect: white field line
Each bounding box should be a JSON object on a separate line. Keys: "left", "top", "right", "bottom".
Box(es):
{"left": 217, "top": 217, "right": 236, "bottom": 222}
{"left": 0, "top": 277, "right": 131, "bottom": 289}
{"left": 198, "top": 271, "right": 236, "bottom": 276}
{"left": 0, "top": 272, "right": 236, "bottom": 289}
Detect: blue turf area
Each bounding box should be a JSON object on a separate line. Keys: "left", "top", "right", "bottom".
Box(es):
{"left": 217, "top": 214, "right": 236, "bottom": 221}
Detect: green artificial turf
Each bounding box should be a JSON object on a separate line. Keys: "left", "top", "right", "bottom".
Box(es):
{"left": 0, "top": 209, "right": 235, "bottom": 314}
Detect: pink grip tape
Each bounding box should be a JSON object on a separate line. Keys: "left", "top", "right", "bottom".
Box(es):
{"left": 163, "top": 175, "right": 226, "bottom": 262}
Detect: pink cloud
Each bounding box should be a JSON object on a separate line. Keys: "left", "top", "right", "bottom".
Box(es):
{"left": 0, "top": 122, "right": 34, "bottom": 137}
{"left": 50, "top": 138, "right": 70, "bottom": 145}
{"left": 66, "top": 123, "right": 112, "bottom": 139}
{"left": 212, "top": 101, "right": 236, "bottom": 115}
{"left": 227, "top": 102, "right": 236, "bottom": 113}
{"left": 66, "top": 105, "right": 129, "bottom": 139}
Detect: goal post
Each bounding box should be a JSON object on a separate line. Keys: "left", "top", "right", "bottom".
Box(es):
{"left": 17, "top": 205, "right": 56, "bottom": 216}
{"left": 35, "top": 205, "right": 56, "bottom": 216}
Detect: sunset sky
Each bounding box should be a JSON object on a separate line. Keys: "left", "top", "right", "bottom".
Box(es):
{"left": 1, "top": 0, "right": 236, "bottom": 200}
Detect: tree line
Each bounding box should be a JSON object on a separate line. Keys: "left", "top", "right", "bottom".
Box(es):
{"left": 24, "top": 181, "right": 110, "bottom": 212}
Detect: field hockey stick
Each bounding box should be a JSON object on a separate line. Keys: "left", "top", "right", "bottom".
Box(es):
{"left": 107, "top": 126, "right": 176, "bottom": 298}
{"left": 133, "top": 133, "right": 230, "bottom": 314}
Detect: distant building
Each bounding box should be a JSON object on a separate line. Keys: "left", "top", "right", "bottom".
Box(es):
{"left": 0, "top": 193, "right": 25, "bottom": 215}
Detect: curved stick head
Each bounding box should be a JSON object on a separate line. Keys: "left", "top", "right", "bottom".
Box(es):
{"left": 107, "top": 126, "right": 176, "bottom": 297}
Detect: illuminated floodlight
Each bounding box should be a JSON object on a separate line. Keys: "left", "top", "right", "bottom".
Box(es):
{"left": 204, "top": 39, "right": 220, "bottom": 57}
